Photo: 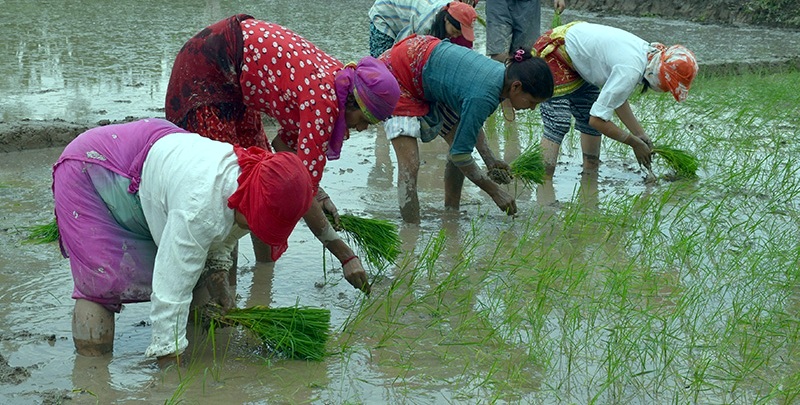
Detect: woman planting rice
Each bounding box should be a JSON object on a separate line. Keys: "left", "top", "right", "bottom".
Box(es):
{"left": 166, "top": 15, "right": 399, "bottom": 290}
{"left": 368, "top": 0, "right": 479, "bottom": 58}
{"left": 52, "top": 118, "right": 314, "bottom": 365}
{"left": 534, "top": 22, "right": 699, "bottom": 178}
{"left": 379, "top": 34, "right": 553, "bottom": 222}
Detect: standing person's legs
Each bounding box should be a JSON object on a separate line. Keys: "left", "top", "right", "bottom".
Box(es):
{"left": 486, "top": 0, "right": 542, "bottom": 61}
{"left": 485, "top": 0, "right": 514, "bottom": 61}
{"left": 385, "top": 116, "right": 422, "bottom": 223}
{"left": 509, "top": 0, "right": 542, "bottom": 51}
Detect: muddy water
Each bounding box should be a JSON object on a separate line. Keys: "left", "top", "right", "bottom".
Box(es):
{"left": 2, "top": 1, "right": 800, "bottom": 404}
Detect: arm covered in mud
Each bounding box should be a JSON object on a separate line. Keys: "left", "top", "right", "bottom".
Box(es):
{"left": 589, "top": 114, "right": 652, "bottom": 169}
{"left": 452, "top": 158, "right": 517, "bottom": 215}
{"left": 474, "top": 127, "right": 507, "bottom": 170}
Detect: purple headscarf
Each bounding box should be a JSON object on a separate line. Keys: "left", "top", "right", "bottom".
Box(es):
{"left": 329, "top": 56, "right": 400, "bottom": 159}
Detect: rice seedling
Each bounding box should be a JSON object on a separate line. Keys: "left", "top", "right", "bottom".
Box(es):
{"left": 552, "top": 9, "right": 562, "bottom": 28}
{"left": 327, "top": 213, "right": 401, "bottom": 269}
{"left": 210, "top": 305, "right": 331, "bottom": 361}
{"left": 23, "top": 218, "right": 59, "bottom": 244}
{"left": 651, "top": 145, "right": 699, "bottom": 178}
{"left": 509, "top": 144, "right": 546, "bottom": 187}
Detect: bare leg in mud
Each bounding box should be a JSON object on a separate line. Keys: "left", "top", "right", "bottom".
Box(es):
{"left": 391, "top": 135, "right": 421, "bottom": 224}
{"left": 72, "top": 299, "right": 115, "bottom": 356}
{"left": 444, "top": 160, "right": 465, "bottom": 211}
{"left": 580, "top": 133, "right": 601, "bottom": 175}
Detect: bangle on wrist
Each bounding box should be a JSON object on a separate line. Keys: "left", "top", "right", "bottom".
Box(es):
{"left": 316, "top": 192, "right": 330, "bottom": 202}
{"left": 341, "top": 255, "right": 359, "bottom": 266}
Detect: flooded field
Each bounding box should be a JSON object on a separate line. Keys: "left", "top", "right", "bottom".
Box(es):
{"left": 2, "top": 0, "right": 800, "bottom": 404}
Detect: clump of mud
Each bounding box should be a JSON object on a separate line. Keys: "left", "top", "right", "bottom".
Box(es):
{"left": 487, "top": 167, "right": 513, "bottom": 185}
{"left": 0, "top": 353, "right": 31, "bottom": 385}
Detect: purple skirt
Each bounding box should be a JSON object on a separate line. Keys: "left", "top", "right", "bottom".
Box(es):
{"left": 53, "top": 160, "right": 157, "bottom": 313}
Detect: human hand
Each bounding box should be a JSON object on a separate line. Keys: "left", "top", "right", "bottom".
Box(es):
{"left": 205, "top": 271, "right": 234, "bottom": 313}
{"left": 486, "top": 159, "right": 513, "bottom": 185}
{"left": 554, "top": 0, "right": 566, "bottom": 13}
{"left": 625, "top": 135, "right": 653, "bottom": 169}
{"left": 491, "top": 189, "right": 517, "bottom": 216}
{"left": 342, "top": 256, "right": 371, "bottom": 295}
{"left": 637, "top": 133, "right": 654, "bottom": 149}
{"left": 488, "top": 159, "right": 511, "bottom": 172}
{"left": 317, "top": 189, "right": 342, "bottom": 231}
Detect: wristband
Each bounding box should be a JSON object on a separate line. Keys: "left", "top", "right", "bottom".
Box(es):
{"left": 342, "top": 255, "right": 359, "bottom": 266}
{"left": 315, "top": 223, "right": 341, "bottom": 246}
{"left": 316, "top": 189, "right": 330, "bottom": 202}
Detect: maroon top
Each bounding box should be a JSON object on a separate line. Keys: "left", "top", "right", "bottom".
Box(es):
{"left": 165, "top": 14, "right": 253, "bottom": 127}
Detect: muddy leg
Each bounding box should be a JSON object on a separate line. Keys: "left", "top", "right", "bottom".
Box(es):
{"left": 251, "top": 234, "right": 272, "bottom": 264}
{"left": 536, "top": 177, "right": 556, "bottom": 207}
{"left": 443, "top": 160, "right": 465, "bottom": 211}
{"left": 391, "top": 136, "right": 421, "bottom": 224}
{"left": 541, "top": 137, "right": 562, "bottom": 179}
{"left": 72, "top": 299, "right": 115, "bottom": 356}
{"left": 580, "top": 132, "right": 601, "bottom": 175}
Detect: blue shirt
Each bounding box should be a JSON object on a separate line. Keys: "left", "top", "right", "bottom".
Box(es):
{"left": 422, "top": 41, "right": 505, "bottom": 165}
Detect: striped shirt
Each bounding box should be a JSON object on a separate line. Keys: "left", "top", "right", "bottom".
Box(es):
{"left": 369, "top": 0, "right": 451, "bottom": 42}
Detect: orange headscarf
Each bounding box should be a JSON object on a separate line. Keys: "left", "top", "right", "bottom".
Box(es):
{"left": 227, "top": 147, "right": 313, "bottom": 261}
{"left": 645, "top": 44, "right": 699, "bottom": 102}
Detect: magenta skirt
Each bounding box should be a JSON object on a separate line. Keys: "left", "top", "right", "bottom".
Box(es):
{"left": 53, "top": 160, "right": 157, "bottom": 313}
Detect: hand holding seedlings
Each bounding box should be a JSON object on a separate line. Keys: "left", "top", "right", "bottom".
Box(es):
{"left": 624, "top": 134, "right": 653, "bottom": 169}
{"left": 492, "top": 189, "right": 518, "bottom": 216}
{"left": 316, "top": 188, "right": 342, "bottom": 230}
{"left": 486, "top": 159, "right": 513, "bottom": 185}
{"left": 204, "top": 271, "right": 235, "bottom": 313}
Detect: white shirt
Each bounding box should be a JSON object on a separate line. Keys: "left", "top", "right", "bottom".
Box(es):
{"left": 565, "top": 23, "right": 650, "bottom": 121}
{"left": 139, "top": 133, "right": 248, "bottom": 358}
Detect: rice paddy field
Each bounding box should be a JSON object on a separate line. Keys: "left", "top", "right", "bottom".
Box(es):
{"left": 1, "top": 67, "right": 798, "bottom": 404}
{"left": 327, "top": 69, "right": 800, "bottom": 404}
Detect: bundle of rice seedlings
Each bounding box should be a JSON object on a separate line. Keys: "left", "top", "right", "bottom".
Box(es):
{"left": 211, "top": 305, "right": 331, "bottom": 361}
{"left": 327, "top": 213, "right": 401, "bottom": 269}
{"left": 510, "top": 144, "right": 546, "bottom": 188}
{"left": 652, "top": 145, "right": 699, "bottom": 178}
{"left": 24, "top": 218, "right": 59, "bottom": 244}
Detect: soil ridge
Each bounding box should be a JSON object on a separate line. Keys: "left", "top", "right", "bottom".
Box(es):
{"left": 567, "top": 0, "right": 800, "bottom": 29}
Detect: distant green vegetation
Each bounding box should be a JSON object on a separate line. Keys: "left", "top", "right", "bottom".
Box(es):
{"left": 745, "top": 0, "right": 800, "bottom": 27}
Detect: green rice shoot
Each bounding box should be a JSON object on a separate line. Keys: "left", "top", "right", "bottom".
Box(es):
{"left": 552, "top": 9, "right": 562, "bottom": 28}
{"left": 510, "top": 144, "right": 546, "bottom": 188}
{"left": 24, "top": 218, "right": 59, "bottom": 244}
{"left": 652, "top": 145, "right": 699, "bottom": 178}
{"left": 211, "top": 305, "right": 331, "bottom": 361}
{"left": 327, "top": 213, "right": 401, "bottom": 269}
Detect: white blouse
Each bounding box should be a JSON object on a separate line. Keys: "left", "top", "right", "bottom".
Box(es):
{"left": 139, "top": 132, "right": 248, "bottom": 358}
{"left": 565, "top": 22, "right": 651, "bottom": 121}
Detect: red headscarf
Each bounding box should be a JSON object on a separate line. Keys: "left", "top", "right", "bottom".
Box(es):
{"left": 227, "top": 147, "right": 313, "bottom": 261}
